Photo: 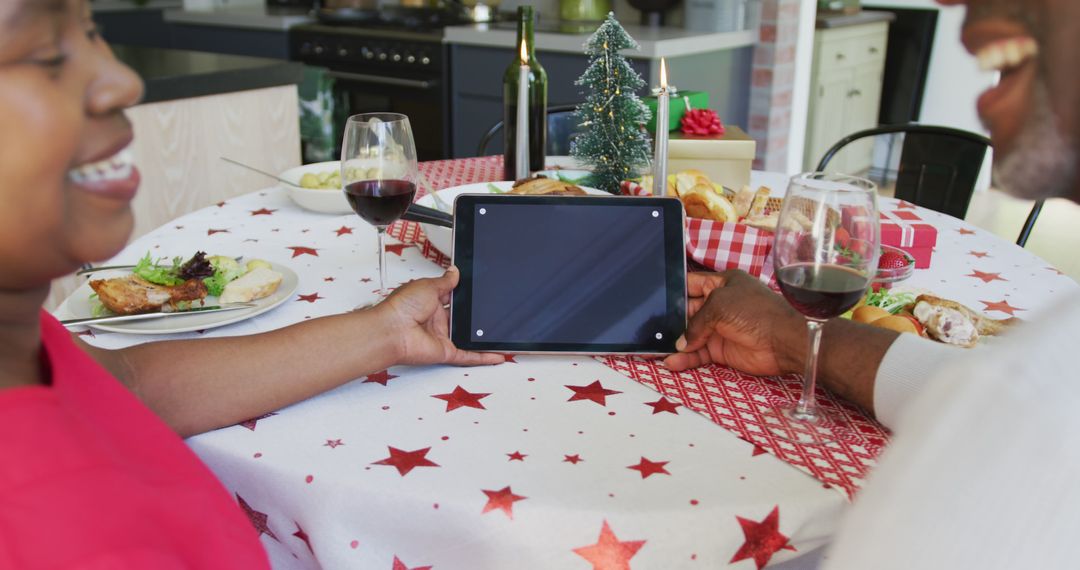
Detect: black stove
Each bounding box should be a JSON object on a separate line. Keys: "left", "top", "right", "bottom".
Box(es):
{"left": 290, "top": 8, "right": 468, "bottom": 160}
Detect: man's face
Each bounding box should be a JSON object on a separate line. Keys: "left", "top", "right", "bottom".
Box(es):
{"left": 941, "top": 0, "right": 1080, "bottom": 202}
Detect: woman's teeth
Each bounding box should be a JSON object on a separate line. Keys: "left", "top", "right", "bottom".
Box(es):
{"left": 977, "top": 37, "right": 1038, "bottom": 72}
{"left": 68, "top": 147, "right": 134, "bottom": 184}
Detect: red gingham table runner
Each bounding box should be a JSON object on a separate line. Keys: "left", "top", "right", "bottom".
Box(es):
{"left": 390, "top": 156, "right": 889, "bottom": 499}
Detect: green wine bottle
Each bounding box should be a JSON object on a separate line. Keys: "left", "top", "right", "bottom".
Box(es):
{"left": 502, "top": 5, "right": 548, "bottom": 180}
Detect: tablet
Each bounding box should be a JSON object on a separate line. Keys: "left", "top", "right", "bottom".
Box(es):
{"left": 450, "top": 194, "right": 687, "bottom": 354}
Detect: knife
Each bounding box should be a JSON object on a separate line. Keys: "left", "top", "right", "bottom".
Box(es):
{"left": 61, "top": 303, "right": 259, "bottom": 328}
{"left": 401, "top": 202, "right": 453, "bottom": 228}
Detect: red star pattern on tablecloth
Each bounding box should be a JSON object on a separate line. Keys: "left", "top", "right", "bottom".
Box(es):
{"left": 250, "top": 208, "right": 276, "bottom": 216}
{"left": 507, "top": 451, "right": 527, "bottom": 461}
{"left": 236, "top": 493, "right": 278, "bottom": 541}
{"left": 385, "top": 243, "right": 413, "bottom": 256}
{"left": 566, "top": 380, "right": 622, "bottom": 406}
{"left": 572, "top": 520, "right": 646, "bottom": 570}
{"left": 957, "top": 227, "right": 976, "bottom": 235}
{"left": 296, "top": 293, "right": 323, "bottom": 303}
{"left": 391, "top": 556, "right": 432, "bottom": 570}
{"left": 324, "top": 439, "right": 344, "bottom": 449}
{"left": 372, "top": 446, "right": 440, "bottom": 476}
{"left": 238, "top": 412, "right": 277, "bottom": 431}
{"left": 503, "top": 354, "right": 518, "bottom": 363}
{"left": 334, "top": 226, "right": 354, "bottom": 236}
{"left": 564, "top": 454, "right": 584, "bottom": 464}
{"left": 481, "top": 486, "right": 527, "bottom": 519}
{"left": 627, "top": 457, "right": 670, "bottom": 479}
{"left": 968, "top": 250, "right": 990, "bottom": 258}
{"left": 432, "top": 386, "right": 491, "bottom": 411}
{"left": 729, "top": 506, "right": 796, "bottom": 570}
{"left": 752, "top": 445, "right": 768, "bottom": 457}
{"left": 207, "top": 228, "right": 229, "bottom": 236}
{"left": 287, "top": 246, "right": 319, "bottom": 258}
{"left": 292, "top": 522, "right": 313, "bottom": 554}
{"left": 981, "top": 299, "right": 1025, "bottom": 316}
{"left": 967, "top": 270, "right": 1007, "bottom": 283}
{"left": 644, "top": 397, "right": 680, "bottom": 415}
{"left": 363, "top": 370, "right": 399, "bottom": 386}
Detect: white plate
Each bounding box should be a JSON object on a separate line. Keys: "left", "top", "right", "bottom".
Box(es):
{"left": 63, "top": 261, "right": 298, "bottom": 335}
{"left": 279, "top": 161, "right": 352, "bottom": 215}
{"left": 534, "top": 169, "right": 592, "bottom": 185}
{"left": 414, "top": 181, "right": 608, "bottom": 256}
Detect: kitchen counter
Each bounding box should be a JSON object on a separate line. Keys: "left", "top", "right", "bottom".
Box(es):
{"left": 816, "top": 10, "right": 895, "bottom": 29}
{"left": 112, "top": 45, "right": 302, "bottom": 103}
{"left": 163, "top": 5, "right": 313, "bottom": 31}
{"left": 91, "top": 0, "right": 182, "bottom": 12}
{"left": 444, "top": 22, "right": 757, "bottom": 58}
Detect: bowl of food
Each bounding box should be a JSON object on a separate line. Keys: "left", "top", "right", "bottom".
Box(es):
{"left": 873, "top": 245, "right": 915, "bottom": 290}
{"left": 279, "top": 161, "right": 352, "bottom": 215}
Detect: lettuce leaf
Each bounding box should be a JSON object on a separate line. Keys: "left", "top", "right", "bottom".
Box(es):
{"left": 133, "top": 252, "right": 184, "bottom": 286}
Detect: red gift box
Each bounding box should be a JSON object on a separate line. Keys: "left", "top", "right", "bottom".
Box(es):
{"left": 879, "top": 210, "right": 937, "bottom": 268}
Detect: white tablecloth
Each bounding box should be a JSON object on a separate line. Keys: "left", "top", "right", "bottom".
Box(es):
{"left": 60, "top": 167, "right": 1076, "bottom": 570}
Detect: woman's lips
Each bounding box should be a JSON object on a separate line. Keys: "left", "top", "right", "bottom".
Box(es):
{"left": 67, "top": 145, "right": 141, "bottom": 202}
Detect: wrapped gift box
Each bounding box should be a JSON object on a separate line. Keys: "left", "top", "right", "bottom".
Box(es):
{"left": 879, "top": 210, "right": 937, "bottom": 268}
{"left": 666, "top": 125, "right": 755, "bottom": 191}
{"left": 643, "top": 91, "right": 710, "bottom": 133}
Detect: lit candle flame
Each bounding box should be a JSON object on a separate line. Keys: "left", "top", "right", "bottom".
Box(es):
{"left": 520, "top": 39, "right": 529, "bottom": 65}
{"left": 659, "top": 57, "right": 668, "bottom": 90}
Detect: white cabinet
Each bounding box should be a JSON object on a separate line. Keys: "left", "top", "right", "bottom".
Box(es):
{"left": 803, "top": 21, "right": 890, "bottom": 173}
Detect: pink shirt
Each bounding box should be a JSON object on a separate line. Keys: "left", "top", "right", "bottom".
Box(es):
{"left": 0, "top": 313, "right": 269, "bottom": 569}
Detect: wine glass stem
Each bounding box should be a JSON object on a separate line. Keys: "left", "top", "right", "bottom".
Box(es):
{"left": 377, "top": 226, "right": 388, "bottom": 296}
{"left": 795, "top": 320, "right": 825, "bottom": 419}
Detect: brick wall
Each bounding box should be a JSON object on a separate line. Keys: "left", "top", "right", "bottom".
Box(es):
{"left": 749, "top": 0, "right": 803, "bottom": 171}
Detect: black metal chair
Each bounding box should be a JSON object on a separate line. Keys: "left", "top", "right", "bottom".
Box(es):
{"left": 476, "top": 104, "right": 583, "bottom": 157}
{"left": 815, "top": 124, "right": 1043, "bottom": 247}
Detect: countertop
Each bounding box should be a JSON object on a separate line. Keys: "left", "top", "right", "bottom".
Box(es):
{"left": 113, "top": 45, "right": 303, "bottom": 103}
{"left": 91, "top": 0, "right": 182, "bottom": 12}
{"left": 163, "top": 5, "right": 313, "bottom": 31}
{"left": 444, "top": 23, "right": 756, "bottom": 58}
{"left": 816, "top": 10, "right": 895, "bottom": 29}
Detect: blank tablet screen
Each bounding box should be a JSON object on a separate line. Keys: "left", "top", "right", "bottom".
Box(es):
{"left": 450, "top": 195, "right": 686, "bottom": 354}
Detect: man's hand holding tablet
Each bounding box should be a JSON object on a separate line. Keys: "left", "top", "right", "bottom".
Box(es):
{"left": 450, "top": 195, "right": 687, "bottom": 354}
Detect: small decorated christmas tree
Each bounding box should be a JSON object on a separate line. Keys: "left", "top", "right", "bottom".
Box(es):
{"left": 570, "top": 13, "right": 653, "bottom": 194}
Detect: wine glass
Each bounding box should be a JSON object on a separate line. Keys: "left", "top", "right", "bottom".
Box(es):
{"left": 769, "top": 172, "right": 879, "bottom": 445}
{"left": 341, "top": 113, "right": 419, "bottom": 297}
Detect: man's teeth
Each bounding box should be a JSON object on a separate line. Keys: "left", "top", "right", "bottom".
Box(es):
{"left": 977, "top": 37, "right": 1038, "bottom": 72}
{"left": 68, "top": 147, "right": 134, "bottom": 184}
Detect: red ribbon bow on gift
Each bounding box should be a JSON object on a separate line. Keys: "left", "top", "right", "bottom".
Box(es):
{"left": 680, "top": 108, "right": 725, "bottom": 136}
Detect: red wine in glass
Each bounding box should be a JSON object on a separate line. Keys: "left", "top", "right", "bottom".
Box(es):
{"left": 777, "top": 263, "right": 868, "bottom": 320}
{"left": 344, "top": 179, "right": 417, "bottom": 227}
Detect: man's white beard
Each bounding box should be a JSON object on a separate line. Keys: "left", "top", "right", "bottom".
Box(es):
{"left": 992, "top": 81, "right": 1077, "bottom": 201}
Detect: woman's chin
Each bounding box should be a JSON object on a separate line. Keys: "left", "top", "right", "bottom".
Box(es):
{"left": 66, "top": 209, "right": 135, "bottom": 270}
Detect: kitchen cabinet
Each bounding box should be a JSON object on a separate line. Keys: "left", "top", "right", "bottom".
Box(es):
{"left": 803, "top": 19, "right": 890, "bottom": 173}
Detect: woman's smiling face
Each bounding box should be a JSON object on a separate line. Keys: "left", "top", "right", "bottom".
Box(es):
{"left": 0, "top": 0, "right": 142, "bottom": 289}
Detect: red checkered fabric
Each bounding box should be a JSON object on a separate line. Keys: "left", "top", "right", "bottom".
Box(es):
{"left": 598, "top": 356, "right": 887, "bottom": 499}
{"left": 394, "top": 157, "right": 888, "bottom": 499}
{"left": 686, "top": 217, "right": 776, "bottom": 281}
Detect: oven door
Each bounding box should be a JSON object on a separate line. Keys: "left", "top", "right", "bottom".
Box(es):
{"left": 328, "top": 68, "right": 448, "bottom": 161}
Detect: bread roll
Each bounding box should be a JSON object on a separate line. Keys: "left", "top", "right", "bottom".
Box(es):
{"left": 681, "top": 185, "right": 737, "bottom": 222}
{"left": 220, "top": 267, "right": 283, "bottom": 304}
{"left": 852, "top": 305, "right": 890, "bottom": 324}
{"left": 732, "top": 185, "right": 755, "bottom": 218}
{"left": 871, "top": 315, "right": 921, "bottom": 335}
